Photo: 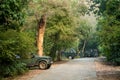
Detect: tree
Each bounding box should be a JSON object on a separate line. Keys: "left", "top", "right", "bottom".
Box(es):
{"left": 25, "top": 0, "right": 90, "bottom": 60}
{"left": 89, "top": 0, "right": 108, "bottom": 16}
{"left": 44, "top": 0, "right": 89, "bottom": 60}
{"left": 0, "top": 0, "right": 29, "bottom": 31}
{"left": 91, "top": 0, "right": 120, "bottom": 65}
{"left": 0, "top": 0, "right": 37, "bottom": 77}
{"left": 44, "top": 0, "right": 76, "bottom": 60}
{"left": 36, "top": 14, "right": 47, "bottom": 56}
{"left": 76, "top": 18, "right": 97, "bottom": 57}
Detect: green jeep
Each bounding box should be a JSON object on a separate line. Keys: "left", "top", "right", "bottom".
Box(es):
{"left": 64, "top": 48, "right": 77, "bottom": 59}
{"left": 23, "top": 55, "right": 53, "bottom": 70}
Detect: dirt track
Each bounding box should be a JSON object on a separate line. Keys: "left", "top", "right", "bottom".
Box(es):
{"left": 31, "top": 58, "right": 97, "bottom": 80}
{"left": 6, "top": 57, "right": 120, "bottom": 80}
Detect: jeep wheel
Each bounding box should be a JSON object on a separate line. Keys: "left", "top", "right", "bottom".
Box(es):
{"left": 68, "top": 56, "right": 72, "bottom": 59}
{"left": 68, "top": 56, "right": 74, "bottom": 59}
{"left": 39, "top": 61, "right": 47, "bottom": 70}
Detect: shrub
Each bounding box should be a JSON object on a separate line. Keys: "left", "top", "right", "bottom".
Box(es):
{"left": 0, "top": 30, "right": 36, "bottom": 77}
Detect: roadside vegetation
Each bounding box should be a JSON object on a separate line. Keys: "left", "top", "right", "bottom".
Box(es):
{"left": 90, "top": 0, "right": 120, "bottom": 65}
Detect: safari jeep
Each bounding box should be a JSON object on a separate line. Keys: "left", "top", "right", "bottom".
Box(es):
{"left": 23, "top": 55, "right": 53, "bottom": 70}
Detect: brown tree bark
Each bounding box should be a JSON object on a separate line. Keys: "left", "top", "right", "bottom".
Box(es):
{"left": 56, "top": 50, "right": 62, "bottom": 61}
{"left": 82, "top": 40, "right": 87, "bottom": 57}
{"left": 37, "top": 14, "right": 46, "bottom": 56}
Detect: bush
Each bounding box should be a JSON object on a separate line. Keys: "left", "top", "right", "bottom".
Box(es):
{"left": 0, "top": 61, "right": 28, "bottom": 77}
{"left": 0, "top": 30, "right": 36, "bottom": 77}
{"left": 108, "top": 43, "right": 120, "bottom": 65}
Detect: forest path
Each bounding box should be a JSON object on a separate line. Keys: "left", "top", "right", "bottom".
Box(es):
{"left": 31, "top": 58, "right": 97, "bottom": 80}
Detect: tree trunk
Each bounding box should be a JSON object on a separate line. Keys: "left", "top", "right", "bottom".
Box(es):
{"left": 37, "top": 14, "right": 46, "bottom": 56}
{"left": 56, "top": 50, "right": 62, "bottom": 61}
{"left": 82, "top": 40, "right": 87, "bottom": 57}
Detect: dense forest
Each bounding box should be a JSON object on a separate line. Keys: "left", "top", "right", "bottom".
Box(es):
{"left": 0, "top": 0, "right": 119, "bottom": 78}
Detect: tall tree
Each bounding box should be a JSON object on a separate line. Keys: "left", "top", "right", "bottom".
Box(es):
{"left": 44, "top": 0, "right": 76, "bottom": 60}
{"left": 77, "top": 19, "right": 96, "bottom": 57}
{"left": 90, "top": 0, "right": 120, "bottom": 65}
{"left": 37, "top": 14, "right": 46, "bottom": 56}
{"left": 26, "top": 0, "right": 88, "bottom": 60}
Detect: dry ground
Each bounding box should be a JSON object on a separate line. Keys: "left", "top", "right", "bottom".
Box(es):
{"left": 95, "top": 57, "right": 120, "bottom": 80}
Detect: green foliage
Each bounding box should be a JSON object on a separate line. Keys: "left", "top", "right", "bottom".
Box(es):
{"left": 0, "top": 30, "right": 36, "bottom": 59}
{"left": 85, "top": 34, "right": 98, "bottom": 50}
{"left": 89, "top": 0, "right": 108, "bottom": 15}
{"left": 97, "top": 0, "right": 120, "bottom": 65}
{"left": 27, "top": 0, "right": 86, "bottom": 60}
{"left": 0, "top": 30, "right": 36, "bottom": 77}
{"left": 0, "top": 1, "right": 36, "bottom": 74}
{"left": 26, "top": 0, "right": 88, "bottom": 60}
{"left": 15, "top": 31, "right": 36, "bottom": 58}
{"left": 0, "top": 0, "right": 38, "bottom": 78}
{"left": 42, "top": 0, "right": 79, "bottom": 60}
{"left": 0, "top": 61, "right": 27, "bottom": 77}
{"left": 76, "top": 19, "right": 98, "bottom": 56}
{"left": 0, "top": 0, "right": 29, "bottom": 31}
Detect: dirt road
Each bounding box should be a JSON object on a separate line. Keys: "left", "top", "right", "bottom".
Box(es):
{"left": 31, "top": 58, "right": 97, "bottom": 80}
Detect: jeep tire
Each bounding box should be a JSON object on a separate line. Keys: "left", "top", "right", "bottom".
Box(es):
{"left": 39, "top": 61, "right": 47, "bottom": 70}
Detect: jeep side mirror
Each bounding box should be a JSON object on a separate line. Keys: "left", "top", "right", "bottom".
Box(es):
{"left": 31, "top": 55, "right": 35, "bottom": 58}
